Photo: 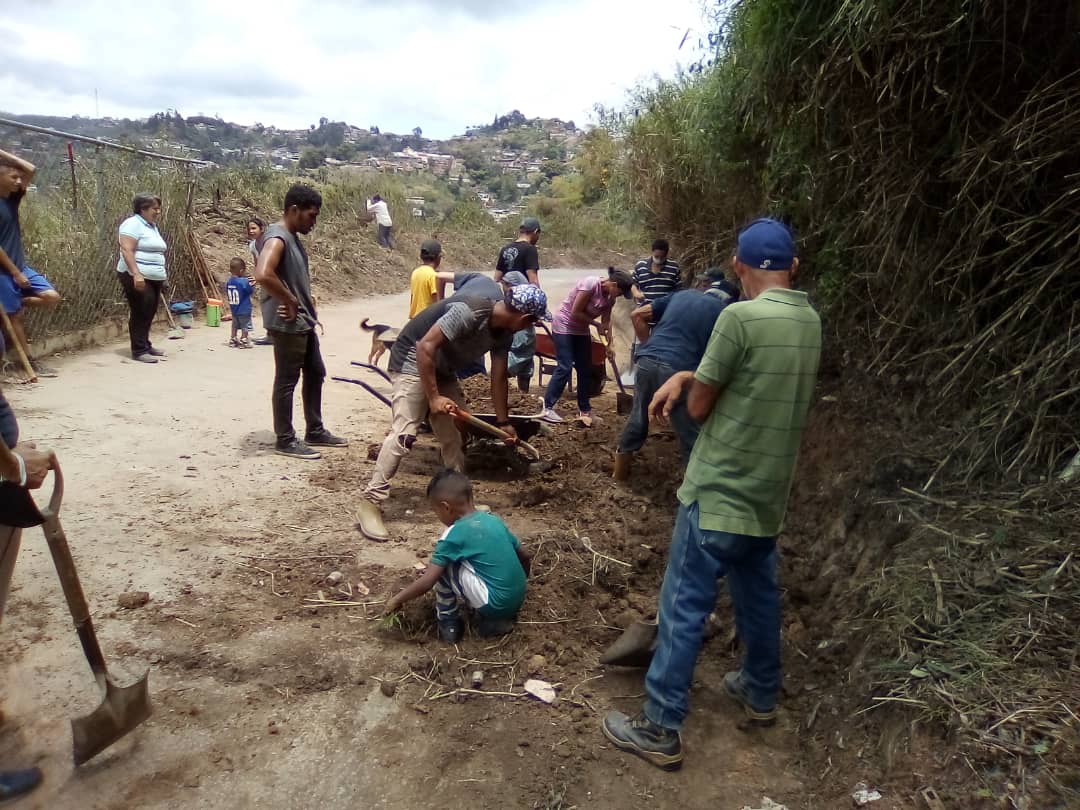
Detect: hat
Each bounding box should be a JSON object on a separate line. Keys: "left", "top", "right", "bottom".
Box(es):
{"left": 520, "top": 217, "right": 542, "bottom": 233}
{"left": 705, "top": 279, "right": 739, "bottom": 304}
{"left": 607, "top": 267, "right": 635, "bottom": 300}
{"left": 501, "top": 271, "right": 529, "bottom": 287}
{"left": 420, "top": 239, "right": 442, "bottom": 260}
{"left": 506, "top": 284, "right": 548, "bottom": 319}
{"left": 703, "top": 265, "right": 726, "bottom": 280}
{"left": 736, "top": 218, "right": 796, "bottom": 271}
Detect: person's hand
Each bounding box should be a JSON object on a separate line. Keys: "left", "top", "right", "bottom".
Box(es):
{"left": 12, "top": 271, "right": 30, "bottom": 290}
{"left": 5, "top": 446, "right": 56, "bottom": 489}
{"left": 277, "top": 299, "right": 298, "bottom": 322}
{"left": 606, "top": 347, "right": 616, "bottom": 362}
{"left": 132, "top": 273, "right": 146, "bottom": 292}
{"left": 429, "top": 396, "right": 458, "bottom": 417}
{"left": 383, "top": 594, "right": 402, "bottom": 615}
{"left": 500, "top": 423, "right": 518, "bottom": 446}
{"left": 649, "top": 371, "right": 694, "bottom": 425}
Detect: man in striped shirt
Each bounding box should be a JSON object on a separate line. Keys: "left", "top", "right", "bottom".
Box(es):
{"left": 631, "top": 239, "right": 681, "bottom": 305}
{"left": 630, "top": 240, "right": 681, "bottom": 366}
{"left": 602, "top": 218, "right": 821, "bottom": 771}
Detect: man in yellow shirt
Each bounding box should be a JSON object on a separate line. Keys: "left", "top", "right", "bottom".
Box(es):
{"left": 409, "top": 240, "right": 442, "bottom": 318}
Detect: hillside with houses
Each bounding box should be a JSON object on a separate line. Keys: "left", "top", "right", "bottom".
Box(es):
{"left": 2, "top": 109, "right": 584, "bottom": 220}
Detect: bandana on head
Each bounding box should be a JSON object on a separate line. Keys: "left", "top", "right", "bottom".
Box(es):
{"left": 506, "top": 284, "right": 548, "bottom": 319}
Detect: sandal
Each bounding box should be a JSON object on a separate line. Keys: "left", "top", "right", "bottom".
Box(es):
{"left": 576, "top": 412, "right": 594, "bottom": 427}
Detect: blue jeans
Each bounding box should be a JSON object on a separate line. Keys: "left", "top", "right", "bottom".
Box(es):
{"left": 543, "top": 332, "right": 592, "bottom": 413}
{"left": 644, "top": 502, "right": 780, "bottom": 731}
{"left": 617, "top": 356, "right": 699, "bottom": 462}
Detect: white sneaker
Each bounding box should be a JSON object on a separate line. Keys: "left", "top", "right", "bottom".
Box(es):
{"left": 539, "top": 407, "right": 564, "bottom": 424}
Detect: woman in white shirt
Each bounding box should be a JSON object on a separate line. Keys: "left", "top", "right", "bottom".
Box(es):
{"left": 117, "top": 193, "right": 168, "bottom": 363}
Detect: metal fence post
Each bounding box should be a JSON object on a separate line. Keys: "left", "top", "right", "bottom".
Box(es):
{"left": 94, "top": 145, "right": 108, "bottom": 249}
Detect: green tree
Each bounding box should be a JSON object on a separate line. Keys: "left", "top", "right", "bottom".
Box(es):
{"left": 298, "top": 147, "right": 325, "bottom": 169}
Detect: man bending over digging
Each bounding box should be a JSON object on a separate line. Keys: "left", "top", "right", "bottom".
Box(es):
{"left": 356, "top": 284, "right": 547, "bottom": 542}
{"left": 384, "top": 469, "right": 531, "bottom": 642}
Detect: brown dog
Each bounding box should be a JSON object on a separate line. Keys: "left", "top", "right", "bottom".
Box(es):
{"left": 360, "top": 318, "right": 399, "bottom": 366}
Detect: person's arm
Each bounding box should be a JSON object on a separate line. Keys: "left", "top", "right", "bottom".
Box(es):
{"left": 600, "top": 309, "right": 613, "bottom": 355}
{"left": 435, "top": 271, "right": 456, "bottom": 300}
{"left": 0, "top": 247, "right": 28, "bottom": 288}
{"left": 384, "top": 562, "right": 445, "bottom": 613}
{"left": 255, "top": 238, "right": 298, "bottom": 322}
{"left": 118, "top": 234, "right": 146, "bottom": 291}
{"left": 525, "top": 247, "right": 540, "bottom": 287}
{"left": 568, "top": 289, "right": 592, "bottom": 327}
{"left": 416, "top": 323, "right": 455, "bottom": 414}
{"left": 489, "top": 350, "right": 517, "bottom": 442}
{"left": 515, "top": 545, "right": 532, "bottom": 578}
{"left": 0, "top": 150, "right": 35, "bottom": 182}
{"left": 631, "top": 304, "right": 653, "bottom": 344}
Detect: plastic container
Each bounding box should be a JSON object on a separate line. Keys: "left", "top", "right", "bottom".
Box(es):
{"left": 206, "top": 298, "right": 222, "bottom": 327}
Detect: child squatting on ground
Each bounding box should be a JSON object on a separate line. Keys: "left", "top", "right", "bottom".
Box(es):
{"left": 384, "top": 469, "right": 531, "bottom": 643}
{"left": 226, "top": 257, "right": 254, "bottom": 348}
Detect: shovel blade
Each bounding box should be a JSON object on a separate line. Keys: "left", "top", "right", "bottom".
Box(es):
{"left": 600, "top": 620, "right": 658, "bottom": 667}
{"left": 616, "top": 393, "right": 634, "bottom": 415}
{"left": 71, "top": 672, "right": 152, "bottom": 766}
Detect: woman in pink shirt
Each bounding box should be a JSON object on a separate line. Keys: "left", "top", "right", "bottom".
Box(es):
{"left": 541, "top": 267, "right": 633, "bottom": 426}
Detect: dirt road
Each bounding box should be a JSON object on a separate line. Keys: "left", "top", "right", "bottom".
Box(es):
{"left": 1, "top": 270, "right": 803, "bottom": 809}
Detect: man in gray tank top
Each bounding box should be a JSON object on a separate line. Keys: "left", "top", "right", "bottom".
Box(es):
{"left": 255, "top": 184, "right": 348, "bottom": 460}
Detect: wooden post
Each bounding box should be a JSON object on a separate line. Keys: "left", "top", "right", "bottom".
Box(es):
{"left": 0, "top": 309, "right": 37, "bottom": 383}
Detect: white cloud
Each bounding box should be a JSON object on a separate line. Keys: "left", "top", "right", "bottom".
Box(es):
{"left": 0, "top": 0, "right": 709, "bottom": 137}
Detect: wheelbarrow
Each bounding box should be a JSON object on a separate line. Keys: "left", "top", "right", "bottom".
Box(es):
{"left": 534, "top": 324, "right": 607, "bottom": 397}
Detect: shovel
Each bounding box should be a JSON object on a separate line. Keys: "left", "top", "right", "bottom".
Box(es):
{"left": 453, "top": 406, "right": 541, "bottom": 461}
{"left": 599, "top": 620, "right": 658, "bottom": 667}
{"left": 161, "top": 294, "right": 184, "bottom": 340}
{"left": 608, "top": 355, "right": 633, "bottom": 415}
{"left": 37, "top": 463, "right": 152, "bottom": 765}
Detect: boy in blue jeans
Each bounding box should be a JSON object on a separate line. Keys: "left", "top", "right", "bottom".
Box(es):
{"left": 384, "top": 469, "right": 531, "bottom": 642}
{"left": 226, "top": 257, "right": 254, "bottom": 347}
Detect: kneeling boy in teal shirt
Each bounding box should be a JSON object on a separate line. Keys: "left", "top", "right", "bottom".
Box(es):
{"left": 385, "top": 469, "right": 530, "bottom": 642}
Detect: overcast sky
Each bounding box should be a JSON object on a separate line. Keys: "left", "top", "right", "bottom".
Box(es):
{"left": 0, "top": 0, "right": 710, "bottom": 138}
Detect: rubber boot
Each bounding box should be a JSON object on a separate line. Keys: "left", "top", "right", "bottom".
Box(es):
{"left": 356, "top": 500, "right": 389, "bottom": 542}
{"left": 612, "top": 452, "right": 633, "bottom": 481}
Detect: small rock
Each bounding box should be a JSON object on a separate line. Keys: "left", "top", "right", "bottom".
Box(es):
{"left": 471, "top": 670, "right": 484, "bottom": 688}
{"left": 326, "top": 571, "right": 344, "bottom": 584}
{"left": 380, "top": 679, "right": 398, "bottom": 697}
{"left": 117, "top": 591, "right": 150, "bottom": 610}
{"left": 526, "top": 654, "right": 547, "bottom": 674}
{"left": 553, "top": 743, "right": 573, "bottom": 759}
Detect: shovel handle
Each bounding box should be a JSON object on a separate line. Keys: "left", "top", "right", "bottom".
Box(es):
{"left": 39, "top": 463, "right": 109, "bottom": 682}
{"left": 454, "top": 407, "right": 541, "bottom": 461}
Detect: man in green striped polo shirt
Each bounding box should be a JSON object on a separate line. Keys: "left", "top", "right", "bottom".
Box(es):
{"left": 602, "top": 218, "right": 822, "bottom": 771}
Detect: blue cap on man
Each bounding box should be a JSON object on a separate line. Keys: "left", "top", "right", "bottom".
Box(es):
{"left": 736, "top": 218, "right": 797, "bottom": 271}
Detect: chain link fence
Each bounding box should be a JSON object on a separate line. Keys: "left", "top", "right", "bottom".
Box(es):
{"left": 1, "top": 120, "right": 208, "bottom": 350}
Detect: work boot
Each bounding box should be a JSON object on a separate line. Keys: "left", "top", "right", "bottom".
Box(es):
{"left": 305, "top": 429, "right": 349, "bottom": 448}
{"left": 475, "top": 614, "right": 516, "bottom": 638}
{"left": 612, "top": 452, "right": 633, "bottom": 481}
{"left": 147, "top": 347, "right": 167, "bottom": 358}
{"left": 0, "top": 767, "right": 43, "bottom": 801}
{"left": 356, "top": 500, "right": 389, "bottom": 542}
{"left": 132, "top": 354, "right": 158, "bottom": 364}
{"left": 722, "top": 670, "right": 777, "bottom": 726}
{"left": 601, "top": 711, "right": 683, "bottom": 771}
{"left": 438, "top": 616, "right": 464, "bottom": 643}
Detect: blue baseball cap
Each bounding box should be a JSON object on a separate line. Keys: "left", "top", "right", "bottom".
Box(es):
{"left": 736, "top": 218, "right": 796, "bottom": 271}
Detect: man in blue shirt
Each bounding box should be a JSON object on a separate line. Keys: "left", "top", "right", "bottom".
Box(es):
{"left": 612, "top": 276, "right": 737, "bottom": 480}
{"left": 0, "top": 150, "right": 61, "bottom": 378}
